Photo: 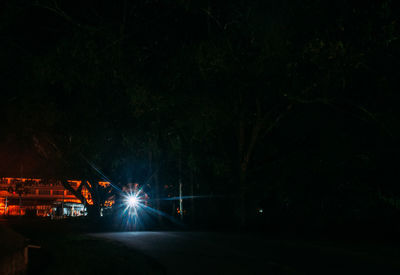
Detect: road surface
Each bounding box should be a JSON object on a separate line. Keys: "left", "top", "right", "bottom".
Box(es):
{"left": 91, "top": 231, "right": 400, "bottom": 275}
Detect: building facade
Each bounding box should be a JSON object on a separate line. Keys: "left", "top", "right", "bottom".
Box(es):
{"left": 0, "top": 178, "right": 94, "bottom": 217}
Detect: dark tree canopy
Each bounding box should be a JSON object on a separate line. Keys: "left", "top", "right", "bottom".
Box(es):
{"left": 1, "top": 0, "right": 399, "bottom": 226}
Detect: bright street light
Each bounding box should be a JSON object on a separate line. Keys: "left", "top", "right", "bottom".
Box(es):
{"left": 126, "top": 195, "right": 139, "bottom": 208}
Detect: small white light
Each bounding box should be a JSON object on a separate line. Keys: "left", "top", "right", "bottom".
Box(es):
{"left": 258, "top": 209, "right": 263, "bottom": 213}
{"left": 127, "top": 195, "right": 139, "bottom": 208}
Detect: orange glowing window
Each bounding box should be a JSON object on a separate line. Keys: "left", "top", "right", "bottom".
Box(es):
{"left": 99, "top": 181, "right": 110, "bottom": 187}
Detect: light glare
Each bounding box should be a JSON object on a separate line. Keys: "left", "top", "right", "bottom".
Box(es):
{"left": 127, "top": 195, "right": 139, "bottom": 208}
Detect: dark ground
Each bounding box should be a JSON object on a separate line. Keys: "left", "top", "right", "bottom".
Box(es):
{"left": 92, "top": 231, "right": 400, "bottom": 275}
{"left": 2, "top": 217, "right": 165, "bottom": 275}
{"left": 2, "top": 217, "right": 400, "bottom": 275}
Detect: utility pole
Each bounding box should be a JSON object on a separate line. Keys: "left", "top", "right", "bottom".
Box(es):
{"left": 178, "top": 136, "right": 183, "bottom": 220}
{"left": 179, "top": 179, "right": 183, "bottom": 220}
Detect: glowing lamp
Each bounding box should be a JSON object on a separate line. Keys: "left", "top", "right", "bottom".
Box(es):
{"left": 127, "top": 195, "right": 139, "bottom": 208}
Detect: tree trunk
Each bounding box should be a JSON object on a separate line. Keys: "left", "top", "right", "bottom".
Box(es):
{"left": 190, "top": 166, "right": 195, "bottom": 225}
{"left": 238, "top": 165, "right": 247, "bottom": 227}
{"left": 237, "top": 113, "right": 247, "bottom": 228}
{"left": 236, "top": 101, "right": 265, "bottom": 228}
{"left": 84, "top": 180, "right": 101, "bottom": 220}
{"left": 149, "top": 139, "right": 163, "bottom": 225}
{"left": 153, "top": 169, "right": 163, "bottom": 225}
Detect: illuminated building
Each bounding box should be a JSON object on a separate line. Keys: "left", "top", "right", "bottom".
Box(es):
{"left": 0, "top": 135, "right": 115, "bottom": 216}
{"left": 0, "top": 177, "right": 110, "bottom": 217}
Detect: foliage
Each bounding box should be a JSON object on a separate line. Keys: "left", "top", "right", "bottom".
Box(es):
{"left": 0, "top": 0, "right": 399, "bottom": 225}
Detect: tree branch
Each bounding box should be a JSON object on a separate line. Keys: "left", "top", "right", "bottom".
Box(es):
{"left": 60, "top": 180, "right": 88, "bottom": 205}
{"left": 36, "top": 1, "right": 98, "bottom": 32}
